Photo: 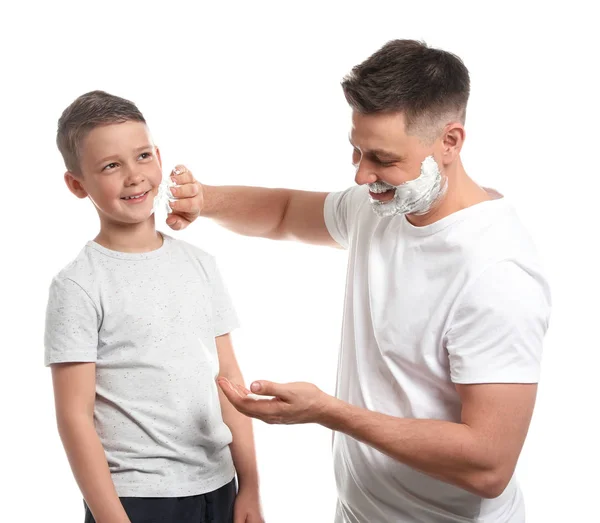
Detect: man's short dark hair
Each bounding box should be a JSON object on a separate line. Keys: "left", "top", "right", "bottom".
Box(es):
{"left": 342, "top": 40, "right": 470, "bottom": 139}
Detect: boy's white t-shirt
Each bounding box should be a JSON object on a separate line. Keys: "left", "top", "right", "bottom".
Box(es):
{"left": 324, "top": 186, "right": 551, "bottom": 523}
{"left": 44, "top": 234, "right": 239, "bottom": 497}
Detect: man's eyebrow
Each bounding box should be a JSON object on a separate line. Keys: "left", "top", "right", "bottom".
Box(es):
{"left": 348, "top": 138, "right": 403, "bottom": 161}
{"left": 369, "top": 149, "right": 403, "bottom": 161}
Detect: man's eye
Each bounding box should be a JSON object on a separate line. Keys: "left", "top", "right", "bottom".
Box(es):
{"left": 375, "top": 158, "right": 395, "bottom": 167}
{"left": 139, "top": 152, "right": 152, "bottom": 160}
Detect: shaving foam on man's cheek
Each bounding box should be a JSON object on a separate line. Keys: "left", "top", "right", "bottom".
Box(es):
{"left": 369, "top": 155, "right": 447, "bottom": 217}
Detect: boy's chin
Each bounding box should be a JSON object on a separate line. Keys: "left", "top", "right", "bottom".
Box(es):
{"left": 99, "top": 210, "right": 156, "bottom": 227}
{"left": 122, "top": 213, "right": 156, "bottom": 225}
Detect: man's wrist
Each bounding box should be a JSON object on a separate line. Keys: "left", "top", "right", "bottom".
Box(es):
{"left": 199, "top": 184, "right": 217, "bottom": 217}
{"left": 316, "top": 393, "right": 348, "bottom": 429}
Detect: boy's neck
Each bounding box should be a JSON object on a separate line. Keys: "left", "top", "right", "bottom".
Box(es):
{"left": 94, "top": 216, "right": 163, "bottom": 253}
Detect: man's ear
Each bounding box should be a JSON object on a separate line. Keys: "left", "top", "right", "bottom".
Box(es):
{"left": 441, "top": 123, "right": 466, "bottom": 165}
{"left": 64, "top": 172, "right": 88, "bottom": 199}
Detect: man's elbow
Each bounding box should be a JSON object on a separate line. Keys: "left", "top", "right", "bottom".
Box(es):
{"left": 470, "top": 468, "right": 513, "bottom": 499}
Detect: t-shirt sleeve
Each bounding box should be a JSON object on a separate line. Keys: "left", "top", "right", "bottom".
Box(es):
{"left": 324, "top": 186, "right": 366, "bottom": 249}
{"left": 210, "top": 260, "right": 241, "bottom": 337}
{"left": 44, "top": 277, "right": 100, "bottom": 367}
{"left": 445, "top": 261, "right": 551, "bottom": 384}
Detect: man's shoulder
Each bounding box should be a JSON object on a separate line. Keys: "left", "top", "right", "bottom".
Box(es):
{"left": 430, "top": 197, "right": 549, "bottom": 305}
{"left": 452, "top": 200, "right": 551, "bottom": 312}
{"left": 466, "top": 198, "right": 541, "bottom": 268}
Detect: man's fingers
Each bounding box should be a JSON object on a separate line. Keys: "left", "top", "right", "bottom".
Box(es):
{"left": 165, "top": 217, "right": 191, "bottom": 231}
{"left": 166, "top": 214, "right": 186, "bottom": 228}
{"left": 250, "top": 380, "right": 287, "bottom": 399}
{"left": 171, "top": 171, "right": 195, "bottom": 185}
{"left": 218, "top": 379, "right": 247, "bottom": 408}
{"left": 236, "top": 382, "right": 252, "bottom": 395}
{"left": 170, "top": 182, "right": 199, "bottom": 199}
{"left": 170, "top": 164, "right": 195, "bottom": 185}
{"left": 164, "top": 164, "right": 203, "bottom": 229}
{"left": 169, "top": 198, "right": 200, "bottom": 216}
{"left": 218, "top": 378, "right": 253, "bottom": 403}
{"left": 171, "top": 164, "right": 189, "bottom": 175}
{"left": 218, "top": 378, "right": 283, "bottom": 421}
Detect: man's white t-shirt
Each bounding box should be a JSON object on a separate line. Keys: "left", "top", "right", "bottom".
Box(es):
{"left": 324, "top": 186, "right": 551, "bottom": 523}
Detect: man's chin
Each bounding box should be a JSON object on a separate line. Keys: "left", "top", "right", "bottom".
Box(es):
{"left": 370, "top": 199, "right": 402, "bottom": 218}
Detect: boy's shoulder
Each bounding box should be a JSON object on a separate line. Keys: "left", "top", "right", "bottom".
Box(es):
{"left": 165, "top": 234, "right": 217, "bottom": 267}
{"left": 51, "top": 235, "right": 221, "bottom": 288}
{"left": 51, "top": 242, "right": 98, "bottom": 288}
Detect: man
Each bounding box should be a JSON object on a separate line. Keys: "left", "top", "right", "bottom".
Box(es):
{"left": 166, "top": 40, "right": 551, "bottom": 522}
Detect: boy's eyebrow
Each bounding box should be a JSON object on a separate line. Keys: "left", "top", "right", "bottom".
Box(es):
{"left": 134, "top": 144, "right": 153, "bottom": 153}
{"left": 95, "top": 145, "right": 154, "bottom": 166}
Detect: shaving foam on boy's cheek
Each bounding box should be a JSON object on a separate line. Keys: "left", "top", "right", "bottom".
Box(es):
{"left": 152, "top": 177, "right": 177, "bottom": 216}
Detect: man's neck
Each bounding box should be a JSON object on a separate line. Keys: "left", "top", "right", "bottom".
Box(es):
{"left": 94, "top": 216, "right": 163, "bottom": 253}
{"left": 406, "top": 159, "right": 491, "bottom": 227}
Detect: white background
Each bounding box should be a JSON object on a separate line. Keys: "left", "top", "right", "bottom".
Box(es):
{"left": 1, "top": 1, "right": 598, "bottom": 522}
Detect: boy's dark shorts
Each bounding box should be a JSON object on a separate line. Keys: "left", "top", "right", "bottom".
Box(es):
{"left": 84, "top": 478, "right": 237, "bottom": 523}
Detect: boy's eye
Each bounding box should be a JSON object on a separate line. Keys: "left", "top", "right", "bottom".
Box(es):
{"left": 103, "top": 162, "right": 118, "bottom": 171}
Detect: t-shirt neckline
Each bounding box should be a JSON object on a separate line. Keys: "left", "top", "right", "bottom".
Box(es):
{"left": 86, "top": 233, "right": 172, "bottom": 260}
{"left": 400, "top": 189, "right": 506, "bottom": 237}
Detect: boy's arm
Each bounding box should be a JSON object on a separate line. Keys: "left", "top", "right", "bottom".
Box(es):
{"left": 52, "top": 362, "right": 130, "bottom": 523}
{"left": 215, "top": 334, "right": 261, "bottom": 494}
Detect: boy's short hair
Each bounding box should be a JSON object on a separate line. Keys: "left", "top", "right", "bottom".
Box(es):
{"left": 57, "top": 90, "right": 146, "bottom": 174}
{"left": 341, "top": 40, "right": 470, "bottom": 141}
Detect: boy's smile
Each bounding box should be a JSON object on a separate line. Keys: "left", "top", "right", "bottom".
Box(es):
{"left": 121, "top": 190, "right": 151, "bottom": 202}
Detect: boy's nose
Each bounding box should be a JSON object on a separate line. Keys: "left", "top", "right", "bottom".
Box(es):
{"left": 125, "top": 170, "right": 145, "bottom": 186}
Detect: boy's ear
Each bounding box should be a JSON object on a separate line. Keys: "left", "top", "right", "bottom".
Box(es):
{"left": 64, "top": 172, "right": 89, "bottom": 199}
{"left": 155, "top": 146, "right": 162, "bottom": 168}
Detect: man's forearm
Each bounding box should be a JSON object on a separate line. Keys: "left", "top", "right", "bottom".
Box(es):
{"left": 320, "top": 398, "right": 508, "bottom": 499}
{"left": 201, "top": 185, "right": 292, "bottom": 240}
{"left": 58, "top": 416, "right": 130, "bottom": 523}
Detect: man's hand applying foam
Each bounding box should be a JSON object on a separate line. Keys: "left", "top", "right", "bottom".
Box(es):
{"left": 165, "top": 164, "right": 204, "bottom": 230}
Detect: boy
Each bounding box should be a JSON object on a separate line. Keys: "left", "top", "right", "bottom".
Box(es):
{"left": 44, "top": 91, "right": 263, "bottom": 523}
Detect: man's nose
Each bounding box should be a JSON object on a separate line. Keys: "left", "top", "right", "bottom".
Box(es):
{"left": 354, "top": 162, "right": 378, "bottom": 186}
